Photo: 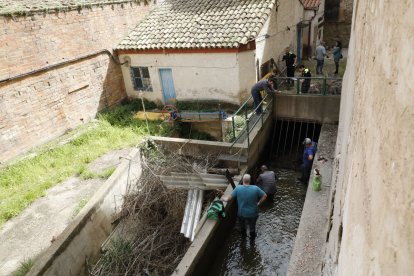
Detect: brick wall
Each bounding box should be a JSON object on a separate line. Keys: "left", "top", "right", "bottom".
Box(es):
{"left": 0, "top": 2, "right": 152, "bottom": 163}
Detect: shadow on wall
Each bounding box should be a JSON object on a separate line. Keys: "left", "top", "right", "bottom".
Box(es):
{"left": 0, "top": 53, "right": 127, "bottom": 164}
{"left": 100, "top": 57, "right": 127, "bottom": 110}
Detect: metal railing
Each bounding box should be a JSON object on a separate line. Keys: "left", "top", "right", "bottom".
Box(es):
{"left": 272, "top": 76, "right": 343, "bottom": 95}
{"left": 229, "top": 93, "right": 274, "bottom": 150}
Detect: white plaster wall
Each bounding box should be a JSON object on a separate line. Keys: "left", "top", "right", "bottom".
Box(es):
{"left": 323, "top": 0, "right": 414, "bottom": 275}
{"left": 237, "top": 50, "right": 256, "bottom": 102}
{"left": 255, "top": 0, "right": 304, "bottom": 69}
{"left": 119, "top": 52, "right": 248, "bottom": 104}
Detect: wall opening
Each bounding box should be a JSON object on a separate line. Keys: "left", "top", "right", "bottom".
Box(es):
{"left": 269, "top": 118, "right": 322, "bottom": 168}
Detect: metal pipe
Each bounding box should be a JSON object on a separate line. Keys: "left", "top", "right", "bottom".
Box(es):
{"left": 296, "top": 121, "right": 303, "bottom": 154}
{"left": 0, "top": 49, "right": 125, "bottom": 85}
{"left": 180, "top": 190, "right": 193, "bottom": 234}
{"left": 246, "top": 118, "right": 250, "bottom": 149}
{"left": 282, "top": 120, "right": 290, "bottom": 154}
{"left": 269, "top": 120, "right": 277, "bottom": 158}
{"left": 185, "top": 189, "right": 197, "bottom": 238}
{"left": 233, "top": 96, "right": 252, "bottom": 117}
{"left": 232, "top": 117, "right": 236, "bottom": 141}
{"left": 289, "top": 121, "right": 296, "bottom": 154}
{"left": 305, "top": 121, "right": 309, "bottom": 140}
{"left": 312, "top": 121, "right": 316, "bottom": 141}
{"left": 276, "top": 120, "right": 283, "bottom": 156}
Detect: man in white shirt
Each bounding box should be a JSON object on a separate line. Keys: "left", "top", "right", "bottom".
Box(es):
{"left": 315, "top": 42, "right": 327, "bottom": 75}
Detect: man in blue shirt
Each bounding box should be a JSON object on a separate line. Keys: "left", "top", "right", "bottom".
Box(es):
{"left": 222, "top": 174, "right": 267, "bottom": 239}
{"left": 298, "top": 138, "right": 318, "bottom": 184}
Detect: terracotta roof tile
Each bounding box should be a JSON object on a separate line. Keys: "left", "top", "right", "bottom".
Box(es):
{"left": 302, "top": 0, "right": 320, "bottom": 10}
{"left": 0, "top": 0, "right": 137, "bottom": 16}
{"left": 116, "top": 0, "right": 275, "bottom": 50}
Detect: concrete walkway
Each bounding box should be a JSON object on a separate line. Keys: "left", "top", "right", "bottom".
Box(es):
{"left": 287, "top": 124, "right": 338, "bottom": 276}
{"left": 0, "top": 148, "right": 130, "bottom": 275}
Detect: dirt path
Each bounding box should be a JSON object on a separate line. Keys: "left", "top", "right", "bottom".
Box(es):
{"left": 0, "top": 148, "right": 131, "bottom": 275}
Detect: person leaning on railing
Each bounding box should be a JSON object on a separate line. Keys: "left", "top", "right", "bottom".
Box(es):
{"left": 250, "top": 78, "right": 278, "bottom": 115}
{"left": 298, "top": 64, "right": 311, "bottom": 93}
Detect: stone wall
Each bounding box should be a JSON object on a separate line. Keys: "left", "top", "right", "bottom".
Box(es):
{"left": 324, "top": 0, "right": 353, "bottom": 47}
{"left": 323, "top": 0, "right": 414, "bottom": 275}
{"left": 0, "top": 2, "right": 152, "bottom": 163}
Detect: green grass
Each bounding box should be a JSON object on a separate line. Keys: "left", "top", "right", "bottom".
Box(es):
{"left": 12, "top": 258, "right": 34, "bottom": 276}
{"left": 72, "top": 197, "right": 90, "bottom": 218}
{"left": 79, "top": 166, "right": 116, "bottom": 180}
{"left": 0, "top": 101, "right": 174, "bottom": 226}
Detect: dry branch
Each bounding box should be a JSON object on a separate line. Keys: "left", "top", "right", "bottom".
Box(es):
{"left": 90, "top": 140, "right": 220, "bottom": 275}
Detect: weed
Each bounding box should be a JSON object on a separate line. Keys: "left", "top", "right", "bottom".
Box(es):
{"left": 72, "top": 197, "right": 89, "bottom": 218}
{"left": 98, "top": 167, "right": 116, "bottom": 179}
{"left": 12, "top": 258, "right": 34, "bottom": 276}
{"left": 0, "top": 101, "right": 175, "bottom": 225}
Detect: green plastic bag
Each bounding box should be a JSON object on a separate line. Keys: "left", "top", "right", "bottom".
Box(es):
{"left": 207, "top": 200, "right": 226, "bottom": 221}
{"left": 312, "top": 170, "right": 321, "bottom": 191}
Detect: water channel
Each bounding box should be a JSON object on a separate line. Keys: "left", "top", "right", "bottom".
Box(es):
{"left": 207, "top": 168, "right": 306, "bottom": 276}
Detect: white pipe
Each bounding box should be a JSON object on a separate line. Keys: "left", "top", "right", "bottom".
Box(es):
{"left": 185, "top": 189, "right": 198, "bottom": 238}
{"left": 180, "top": 190, "right": 193, "bottom": 234}
{"left": 191, "top": 190, "right": 204, "bottom": 241}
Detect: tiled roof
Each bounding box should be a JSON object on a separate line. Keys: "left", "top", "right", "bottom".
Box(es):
{"left": 0, "top": 0, "right": 138, "bottom": 16}
{"left": 116, "top": 0, "right": 275, "bottom": 50}
{"left": 302, "top": 0, "right": 320, "bottom": 10}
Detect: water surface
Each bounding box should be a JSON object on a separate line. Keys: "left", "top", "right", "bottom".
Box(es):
{"left": 208, "top": 168, "right": 306, "bottom": 276}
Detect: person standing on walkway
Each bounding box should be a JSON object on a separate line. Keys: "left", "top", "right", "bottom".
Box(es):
{"left": 315, "top": 42, "right": 327, "bottom": 75}
{"left": 298, "top": 64, "right": 311, "bottom": 93}
{"left": 282, "top": 47, "right": 297, "bottom": 87}
{"left": 332, "top": 41, "right": 342, "bottom": 75}
{"left": 298, "top": 138, "right": 318, "bottom": 184}
{"left": 221, "top": 174, "right": 267, "bottom": 239}
{"left": 250, "top": 78, "right": 277, "bottom": 114}
{"left": 256, "top": 165, "right": 277, "bottom": 201}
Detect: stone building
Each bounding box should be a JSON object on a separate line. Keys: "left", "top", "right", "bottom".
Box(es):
{"left": 116, "top": 0, "right": 304, "bottom": 105}
{"left": 322, "top": 0, "right": 414, "bottom": 274}
{"left": 0, "top": 0, "right": 153, "bottom": 163}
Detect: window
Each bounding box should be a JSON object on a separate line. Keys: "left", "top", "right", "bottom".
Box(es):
{"left": 130, "top": 67, "right": 152, "bottom": 91}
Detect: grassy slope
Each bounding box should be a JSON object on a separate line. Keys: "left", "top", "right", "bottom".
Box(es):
{"left": 0, "top": 102, "right": 174, "bottom": 226}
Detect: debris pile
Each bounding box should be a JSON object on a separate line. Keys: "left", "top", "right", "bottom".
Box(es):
{"left": 90, "top": 141, "right": 219, "bottom": 275}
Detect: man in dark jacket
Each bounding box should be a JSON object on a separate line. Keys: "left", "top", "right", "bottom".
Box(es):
{"left": 282, "top": 48, "right": 297, "bottom": 86}
{"left": 256, "top": 165, "right": 277, "bottom": 201}
{"left": 298, "top": 138, "right": 318, "bottom": 184}
{"left": 250, "top": 78, "right": 276, "bottom": 114}
{"left": 298, "top": 64, "right": 311, "bottom": 93}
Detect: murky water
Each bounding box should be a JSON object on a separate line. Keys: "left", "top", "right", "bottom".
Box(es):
{"left": 208, "top": 168, "right": 306, "bottom": 276}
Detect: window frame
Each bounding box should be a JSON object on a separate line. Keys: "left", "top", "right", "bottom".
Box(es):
{"left": 130, "top": 66, "right": 153, "bottom": 92}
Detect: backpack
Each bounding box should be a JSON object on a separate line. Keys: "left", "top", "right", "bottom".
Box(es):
{"left": 207, "top": 200, "right": 226, "bottom": 221}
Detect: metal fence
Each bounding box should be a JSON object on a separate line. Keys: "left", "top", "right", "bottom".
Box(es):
{"left": 273, "top": 76, "right": 343, "bottom": 95}
{"left": 228, "top": 93, "right": 274, "bottom": 149}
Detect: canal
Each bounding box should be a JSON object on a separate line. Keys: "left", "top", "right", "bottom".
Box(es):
{"left": 207, "top": 168, "right": 306, "bottom": 276}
